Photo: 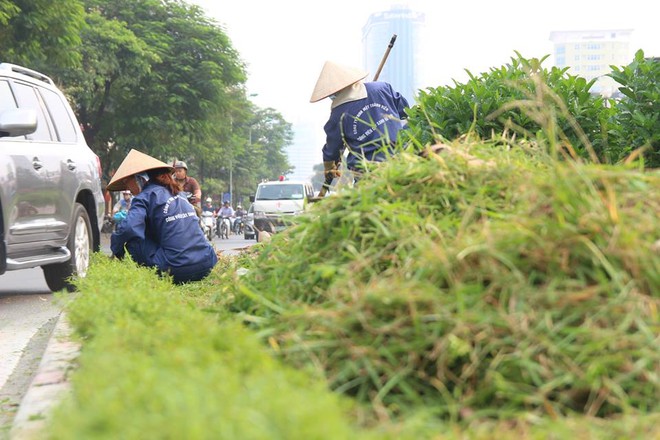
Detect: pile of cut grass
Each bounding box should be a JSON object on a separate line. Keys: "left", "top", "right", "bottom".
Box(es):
{"left": 223, "top": 141, "right": 660, "bottom": 425}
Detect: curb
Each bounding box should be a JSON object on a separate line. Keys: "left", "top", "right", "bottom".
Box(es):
{"left": 10, "top": 313, "right": 79, "bottom": 440}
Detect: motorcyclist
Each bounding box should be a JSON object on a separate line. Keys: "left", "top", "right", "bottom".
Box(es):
{"left": 199, "top": 197, "right": 216, "bottom": 240}
{"left": 112, "top": 190, "right": 132, "bottom": 224}
{"left": 202, "top": 197, "right": 216, "bottom": 214}
{"left": 233, "top": 204, "right": 247, "bottom": 233}
{"left": 173, "top": 160, "right": 202, "bottom": 216}
{"left": 216, "top": 201, "right": 234, "bottom": 235}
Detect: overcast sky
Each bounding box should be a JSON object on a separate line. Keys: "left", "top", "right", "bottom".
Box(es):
{"left": 189, "top": 0, "right": 658, "bottom": 177}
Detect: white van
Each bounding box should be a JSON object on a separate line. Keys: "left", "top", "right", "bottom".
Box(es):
{"left": 249, "top": 180, "right": 315, "bottom": 234}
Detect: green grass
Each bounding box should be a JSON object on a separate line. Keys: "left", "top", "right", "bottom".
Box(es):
{"left": 50, "top": 256, "right": 374, "bottom": 440}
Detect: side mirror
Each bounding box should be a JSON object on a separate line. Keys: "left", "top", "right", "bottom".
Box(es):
{"left": 249, "top": 195, "right": 255, "bottom": 202}
{"left": 0, "top": 108, "right": 37, "bottom": 137}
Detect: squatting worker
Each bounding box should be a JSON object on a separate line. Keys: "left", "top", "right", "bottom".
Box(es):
{"left": 310, "top": 61, "right": 409, "bottom": 184}
{"left": 107, "top": 149, "right": 218, "bottom": 284}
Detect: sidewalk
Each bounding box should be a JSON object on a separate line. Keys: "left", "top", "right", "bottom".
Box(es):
{"left": 10, "top": 313, "right": 79, "bottom": 440}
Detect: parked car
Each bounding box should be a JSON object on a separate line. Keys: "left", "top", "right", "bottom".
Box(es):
{"left": 0, "top": 63, "right": 105, "bottom": 291}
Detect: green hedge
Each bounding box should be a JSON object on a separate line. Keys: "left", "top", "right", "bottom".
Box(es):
{"left": 404, "top": 51, "right": 659, "bottom": 167}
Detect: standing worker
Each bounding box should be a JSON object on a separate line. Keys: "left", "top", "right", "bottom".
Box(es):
{"left": 310, "top": 60, "right": 409, "bottom": 188}
{"left": 107, "top": 149, "right": 217, "bottom": 284}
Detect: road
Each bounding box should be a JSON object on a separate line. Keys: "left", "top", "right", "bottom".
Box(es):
{"left": 0, "top": 268, "right": 59, "bottom": 437}
{"left": 0, "top": 231, "right": 255, "bottom": 436}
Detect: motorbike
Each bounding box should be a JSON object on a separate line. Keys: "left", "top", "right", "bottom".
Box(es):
{"left": 180, "top": 191, "right": 197, "bottom": 205}
{"left": 200, "top": 210, "right": 216, "bottom": 242}
{"left": 102, "top": 214, "right": 115, "bottom": 234}
{"left": 243, "top": 214, "right": 256, "bottom": 240}
{"left": 217, "top": 216, "right": 231, "bottom": 240}
{"left": 233, "top": 216, "right": 245, "bottom": 235}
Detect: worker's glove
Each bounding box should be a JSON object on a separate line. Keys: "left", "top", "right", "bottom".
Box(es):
{"left": 323, "top": 160, "right": 341, "bottom": 180}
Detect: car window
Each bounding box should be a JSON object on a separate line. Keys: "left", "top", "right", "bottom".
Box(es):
{"left": 40, "top": 88, "right": 77, "bottom": 143}
{"left": 0, "top": 80, "right": 18, "bottom": 113}
{"left": 0, "top": 80, "right": 24, "bottom": 140}
{"left": 12, "top": 82, "right": 54, "bottom": 141}
{"left": 257, "top": 184, "right": 306, "bottom": 200}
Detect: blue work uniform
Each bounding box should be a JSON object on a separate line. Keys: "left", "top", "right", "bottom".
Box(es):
{"left": 111, "top": 182, "right": 217, "bottom": 283}
{"left": 322, "top": 81, "right": 409, "bottom": 171}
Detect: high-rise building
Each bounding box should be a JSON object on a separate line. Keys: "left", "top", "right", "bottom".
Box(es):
{"left": 362, "top": 5, "right": 425, "bottom": 104}
{"left": 549, "top": 29, "right": 633, "bottom": 97}
{"left": 286, "top": 118, "right": 323, "bottom": 181}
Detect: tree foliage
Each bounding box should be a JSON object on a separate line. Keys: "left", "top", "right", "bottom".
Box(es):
{"left": 0, "top": 0, "right": 84, "bottom": 67}
{"left": 1, "top": 0, "right": 293, "bottom": 199}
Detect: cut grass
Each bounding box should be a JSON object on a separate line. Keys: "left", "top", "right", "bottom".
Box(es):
{"left": 223, "top": 141, "right": 659, "bottom": 425}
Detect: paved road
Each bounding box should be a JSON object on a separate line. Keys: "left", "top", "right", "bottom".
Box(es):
{"left": 100, "top": 229, "right": 256, "bottom": 255}
{"left": 0, "top": 269, "right": 60, "bottom": 437}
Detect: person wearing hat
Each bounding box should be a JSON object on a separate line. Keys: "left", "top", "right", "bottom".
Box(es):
{"left": 310, "top": 60, "right": 409, "bottom": 189}
{"left": 111, "top": 190, "right": 133, "bottom": 226}
{"left": 173, "top": 160, "right": 202, "bottom": 215}
{"left": 215, "top": 200, "right": 235, "bottom": 236}
{"left": 232, "top": 203, "right": 247, "bottom": 233}
{"left": 112, "top": 190, "right": 133, "bottom": 215}
{"left": 107, "top": 149, "right": 218, "bottom": 284}
{"left": 202, "top": 197, "right": 216, "bottom": 214}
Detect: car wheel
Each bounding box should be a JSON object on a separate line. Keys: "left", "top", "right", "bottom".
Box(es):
{"left": 42, "top": 203, "right": 92, "bottom": 292}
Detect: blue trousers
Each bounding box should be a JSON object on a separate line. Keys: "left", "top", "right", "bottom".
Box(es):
{"left": 125, "top": 238, "right": 213, "bottom": 284}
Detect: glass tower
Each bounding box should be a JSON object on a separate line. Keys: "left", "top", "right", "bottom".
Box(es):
{"left": 362, "top": 5, "right": 425, "bottom": 104}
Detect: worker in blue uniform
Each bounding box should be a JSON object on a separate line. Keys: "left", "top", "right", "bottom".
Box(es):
{"left": 310, "top": 60, "right": 409, "bottom": 186}
{"left": 106, "top": 149, "right": 217, "bottom": 284}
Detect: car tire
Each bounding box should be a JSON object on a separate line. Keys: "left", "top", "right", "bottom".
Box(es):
{"left": 42, "top": 203, "right": 92, "bottom": 292}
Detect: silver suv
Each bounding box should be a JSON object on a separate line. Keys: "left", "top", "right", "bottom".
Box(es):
{"left": 0, "top": 63, "right": 105, "bottom": 291}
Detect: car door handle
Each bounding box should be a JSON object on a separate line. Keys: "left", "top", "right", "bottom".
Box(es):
{"left": 32, "top": 157, "right": 43, "bottom": 170}
{"left": 66, "top": 159, "right": 77, "bottom": 171}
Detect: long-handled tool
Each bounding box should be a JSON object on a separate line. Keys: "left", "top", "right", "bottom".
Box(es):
{"left": 316, "top": 34, "right": 398, "bottom": 199}
{"left": 373, "top": 34, "right": 397, "bottom": 82}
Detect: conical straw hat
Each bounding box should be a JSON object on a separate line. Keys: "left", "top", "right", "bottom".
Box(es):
{"left": 310, "top": 61, "right": 368, "bottom": 103}
{"left": 107, "top": 149, "right": 173, "bottom": 191}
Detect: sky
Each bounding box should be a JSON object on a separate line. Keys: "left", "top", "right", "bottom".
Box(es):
{"left": 190, "top": 0, "right": 659, "bottom": 179}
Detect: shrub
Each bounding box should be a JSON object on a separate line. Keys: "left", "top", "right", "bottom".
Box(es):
{"left": 404, "top": 52, "right": 659, "bottom": 167}
{"left": 607, "top": 50, "right": 660, "bottom": 167}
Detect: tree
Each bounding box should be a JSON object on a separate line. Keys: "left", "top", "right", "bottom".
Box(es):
{"left": 251, "top": 108, "right": 294, "bottom": 180}
{"left": 1, "top": 0, "right": 294, "bottom": 196}
{"left": 200, "top": 104, "right": 294, "bottom": 206}
{"left": 0, "top": 0, "right": 84, "bottom": 68}
{"left": 54, "top": 0, "right": 247, "bottom": 181}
